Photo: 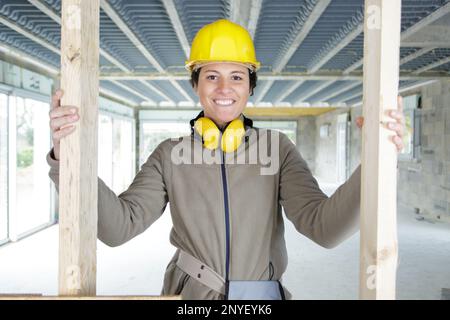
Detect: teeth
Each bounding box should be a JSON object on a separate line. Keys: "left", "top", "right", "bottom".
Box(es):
{"left": 214, "top": 99, "right": 234, "bottom": 106}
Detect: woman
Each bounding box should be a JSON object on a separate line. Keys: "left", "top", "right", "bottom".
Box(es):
{"left": 47, "top": 19, "right": 405, "bottom": 299}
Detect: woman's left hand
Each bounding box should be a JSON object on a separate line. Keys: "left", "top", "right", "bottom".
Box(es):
{"left": 355, "top": 96, "right": 405, "bottom": 152}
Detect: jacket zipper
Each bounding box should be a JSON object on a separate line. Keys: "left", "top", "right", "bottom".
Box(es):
{"left": 220, "top": 151, "right": 231, "bottom": 299}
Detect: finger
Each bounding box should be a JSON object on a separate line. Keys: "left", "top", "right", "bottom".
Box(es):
{"left": 386, "top": 122, "right": 404, "bottom": 136}
{"left": 52, "top": 125, "right": 76, "bottom": 140}
{"left": 391, "top": 135, "right": 403, "bottom": 150}
{"left": 355, "top": 116, "right": 364, "bottom": 128}
{"left": 397, "top": 95, "right": 403, "bottom": 113}
{"left": 51, "top": 89, "right": 64, "bottom": 110}
{"left": 50, "top": 114, "right": 79, "bottom": 131}
{"left": 49, "top": 106, "right": 78, "bottom": 119}
{"left": 387, "top": 110, "right": 405, "bottom": 124}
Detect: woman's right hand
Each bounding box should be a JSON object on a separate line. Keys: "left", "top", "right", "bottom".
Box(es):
{"left": 49, "top": 89, "right": 79, "bottom": 160}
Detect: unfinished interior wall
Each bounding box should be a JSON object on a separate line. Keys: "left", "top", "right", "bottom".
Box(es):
{"left": 313, "top": 109, "right": 352, "bottom": 184}
{"left": 396, "top": 80, "right": 450, "bottom": 224}
{"left": 297, "top": 117, "right": 316, "bottom": 173}
{"left": 297, "top": 80, "right": 450, "bottom": 223}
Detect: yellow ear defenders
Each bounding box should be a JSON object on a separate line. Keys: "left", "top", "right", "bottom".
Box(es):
{"left": 194, "top": 117, "right": 245, "bottom": 153}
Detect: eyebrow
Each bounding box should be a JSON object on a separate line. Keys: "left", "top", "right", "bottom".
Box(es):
{"left": 203, "top": 69, "right": 246, "bottom": 75}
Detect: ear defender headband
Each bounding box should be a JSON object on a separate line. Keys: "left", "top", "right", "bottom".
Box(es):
{"left": 194, "top": 117, "right": 245, "bottom": 153}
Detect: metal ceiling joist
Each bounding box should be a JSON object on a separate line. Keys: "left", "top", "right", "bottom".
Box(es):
{"left": 308, "top": 23, "right": 363, "bottom": 74}
{"left": 229, "top": 0, "right": 252, "bottom": 27}
{"left": 254, "top": 0, "right": 331, "bottom": 104}
{"left": 413, "top": 56, "right": 450, "bottom": 74}
{"left": 274, "top": 80, "right": 305, "bottom": 104}
{"left": 247, "top": 0, "right": 263, "bottom": 40}
{"left": 100, "top": 0, "right": 193, "bottom": 102}
{"left": 0, "top": 42, "right": 59, "bottom": 75}
{"left": 344, "top": 3, "right": 450, "bottom": 75}
{"left": 294, "top": 80, "right": 335, "bottom": 104}
{"left": 26, "top": 0, "right": 168, "bottom": 104}
{"left": 399, "top": 47, "right": 437, "bottom": 65}
{"left": 162, "top": 0, "right": 190, "bottom": 58}
{"left": 254, "top": 80, "right": 274, "bottom": 104}
{"left": 99, "top": 72, "right": 450, "bottom": 81}
{"left": 352, "top": 79, "right": 438, "bottom": 107}
{"left": 272, "top": 0, "right": 331, "bottom": 73}
{"left": 312, "top": 81, "right": 361, "bottom": 103}
{"left": 401, "top": 3, "right": 450, "bottom": 41}
{"left": 0, "top": 15, "right": 60, "bottom": 55}
{"left": 110, "top": 80, "right": 156, "bottom": 105}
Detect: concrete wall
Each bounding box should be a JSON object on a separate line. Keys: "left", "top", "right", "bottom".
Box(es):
{"left": 297, "top": 117, "right": 316, "bottom": 173}
{"left": 397, "top": 80, "right": 450, "bottom": 223}
{"left": 314, "top": 108, "right": 358, "bottom": 184}
{"left": 297, "top": 80, "right": 450, "bottom": 223}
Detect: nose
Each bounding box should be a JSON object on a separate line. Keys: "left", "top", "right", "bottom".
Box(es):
{"left": 216, "top": 78, "right": 232, "bottom": 94}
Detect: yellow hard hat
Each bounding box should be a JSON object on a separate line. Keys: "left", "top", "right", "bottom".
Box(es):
{"left": 185, "top": 19, "right": 261, "bottom": 72}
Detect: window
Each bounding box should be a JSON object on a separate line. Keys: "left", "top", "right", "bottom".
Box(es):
{"left": 9, "top": 96, "right": 53, "bottom": 239}
{"left": 98, "top": 112, "right": 135, "bottom": 194}
{"left": 0, "top": 93, "right": 8, "bottom": 243}
{"left": 399, "top": 94, "right": 421, "bottom": 160}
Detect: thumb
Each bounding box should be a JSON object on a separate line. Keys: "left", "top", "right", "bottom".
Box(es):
{"left": 355, "top": 116, "right": 364, "bottom": 129}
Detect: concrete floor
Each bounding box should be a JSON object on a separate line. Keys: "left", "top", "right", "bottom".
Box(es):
{"left": 0, "top": 183, "right": 449, "bottom": 299}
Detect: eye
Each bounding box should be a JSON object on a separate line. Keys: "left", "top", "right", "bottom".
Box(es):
{"left": 206, "top": 75, "right": 217, "bottom": 80}
{"left": 231, "top": 75, "right": 243, "bottom": 81}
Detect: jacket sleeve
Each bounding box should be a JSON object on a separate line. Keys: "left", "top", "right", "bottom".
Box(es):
{"left": 278, "top": 133, "right": 361, "bottom": 249}
{"left": 46, "top": 143, "right": 169, "bottom": 247}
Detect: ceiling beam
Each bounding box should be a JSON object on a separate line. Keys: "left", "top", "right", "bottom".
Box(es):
{"left": 99, "top": 72, "right": 450, "bottom": 81}
{"left": 399, "top": 47, "right": 436, "bottom": 65}
{"left": 110, "top": 80, "right": 156, "bottom": 105}
{"left": 273, "top": 0, "right": 331, "bottom": 73}
{"left": 247, "top": 0, "right": 263, "bottom": 40}
{"left": 352, "top": 80, "right": 438, "bottom": 107}
{"left": 244, "top": 107, "right": 336, "bottom": 118}
{"left": 229, "top": 0, "right": 252, "bottom": 27}
{"left": 344, "top": 3, "right": 450, "bottom": 75}
{"left": 308, "top": 23, "right": 363, "bottom": 74}
{"left": 401, "top": 3, "right": 450, "bottom": 41}
{"left": 401, "top": 41, "right": 450, "bottom": 48}
{"left": 0, "top": 15, "right": 60, "bottom": 55}
{"left": 294, "top": 80, "right": 335, "bottom": 104}
{"left": 100, "top": 0, "right": 193, "bottom": 102}
{"left": 26, "top": 0, "right": 169, "bottom": 104}
{"left": 313, "top": 81, "right": 361, "bottom": 103}
{"left": 253, "top": 80, "right": 274, "bottom": 104}
{"left": 413, "top": 55, "right": 450, "bottom": 74}
{"left": 0, "top": 42, "right": 59, "bottom": 75}
{"left": 274, "top": 80, "right": 305, "bottom": 103}
{"left": 254, "top": 0, "right": 331, "bottom": 104}
{"left": 161, "top": 0, "right": 190, "bottom": 58}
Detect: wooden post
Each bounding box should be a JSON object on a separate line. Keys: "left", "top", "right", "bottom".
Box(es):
{"left": 59, "top": 0, "right": 99, "bottom": 296}
{"left": 360, "top": 0, "right": 401, "bottom": 300}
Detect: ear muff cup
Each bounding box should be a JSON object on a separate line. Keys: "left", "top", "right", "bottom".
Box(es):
{"left": 194, "top": 117, "right": 245, "bottom": 153}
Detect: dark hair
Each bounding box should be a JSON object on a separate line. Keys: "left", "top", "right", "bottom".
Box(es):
{"left": 189, "top": 67, "right": 258, "bottom": 96}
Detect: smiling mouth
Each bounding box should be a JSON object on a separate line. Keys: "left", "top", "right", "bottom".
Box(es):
{"left": 213, "top": 99, "right": 236, "bottom": 106}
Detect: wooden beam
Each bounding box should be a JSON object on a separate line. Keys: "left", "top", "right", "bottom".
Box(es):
{"left": 360, "top": 0, "right": 400, "bottom": 300}
{"left": 244, "top": 107, "right": 336, "bottom": 118}
{"left": 59, "top": 0, "right": 99, "bottom": 296}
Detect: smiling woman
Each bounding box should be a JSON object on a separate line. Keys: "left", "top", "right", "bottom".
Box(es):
{"left": 193, "top": 63, "right": 251, "bottom": 128}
